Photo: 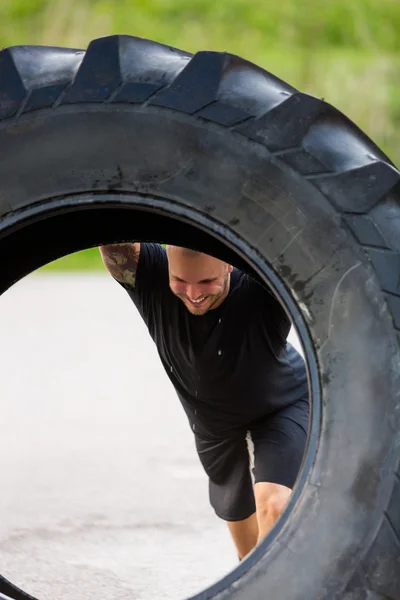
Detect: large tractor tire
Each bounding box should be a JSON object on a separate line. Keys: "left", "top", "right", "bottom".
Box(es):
{"left": 0, "top": 35, "right": 399, "bottom": 600}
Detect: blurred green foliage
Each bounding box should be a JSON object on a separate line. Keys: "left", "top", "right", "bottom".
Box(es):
{"left": 0, "top": 0, "right": 398, "bottom": 270}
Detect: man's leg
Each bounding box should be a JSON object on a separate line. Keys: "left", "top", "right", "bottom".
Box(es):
{"left": 226, "top": 513, "right": 259, "bottom": 560}
{"left": 227, "top": 483, "right": 291, "bottom": 559}
{"left": 249, "top": 398, "right": 309, "bottom": 545}
{"left": 194, "top": 432, "right": 258, "bottom": 559}
{"left": 254, "top": 482, "right": 291, "bottom": 542}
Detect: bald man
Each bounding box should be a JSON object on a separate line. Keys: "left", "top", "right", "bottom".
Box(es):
{"left": 99, "top": 242, "right": 309, "bottom": 560}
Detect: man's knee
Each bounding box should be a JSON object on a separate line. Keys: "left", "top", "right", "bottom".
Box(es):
{"left": 254, "top": 482, "right": 292, "bottom": 523}
{"left": 261, "top": 491, "right": 289, "bottom": 521}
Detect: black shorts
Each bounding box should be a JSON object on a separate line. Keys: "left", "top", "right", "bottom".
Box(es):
{"left": 194, "top": 398, "right": 309, "bottom": 521}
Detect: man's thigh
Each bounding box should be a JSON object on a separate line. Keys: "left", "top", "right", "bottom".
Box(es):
{"left": 194, "top": 433, "right": 256, "bottom": 521}
{"left": 249, "top": 398, "right": 309, "bottom": 489}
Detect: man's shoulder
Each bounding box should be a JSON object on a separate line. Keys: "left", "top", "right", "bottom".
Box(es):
{"left": 141, "top": 242, "right": 167, "bottom": 263}
{"left": 138, "top": 243, "right": 169, "bottom": 278}
{"left": 230, "top": 269, "right": 286, "bottom": 317}
{"left": 124, "top": 243, "right": 170, "bottom": 300}
{"left": 230, "top": 268, "right": 266, "bottom": 298}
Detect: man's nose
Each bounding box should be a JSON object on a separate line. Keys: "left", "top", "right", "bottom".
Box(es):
{"left": 187, "top": 285, "right": 201, "bottom": 299}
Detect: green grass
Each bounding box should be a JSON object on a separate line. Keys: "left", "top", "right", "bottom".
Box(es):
{"left": 2, "top": 0, "right": 399, "bottom": 52}
{"left": 43, "top": 248, "right": 104, "bottom": 271}
{"left": 0, "top": 0, "right": 398, "bottom": 270}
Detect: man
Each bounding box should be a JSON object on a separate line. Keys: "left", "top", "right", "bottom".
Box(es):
{"left": 99, "top": 241, "right": 309, "bottom": 560}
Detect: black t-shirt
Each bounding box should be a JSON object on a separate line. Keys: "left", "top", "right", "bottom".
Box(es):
{"left": 120, "top": 243, "right": 308, "bottom": 437}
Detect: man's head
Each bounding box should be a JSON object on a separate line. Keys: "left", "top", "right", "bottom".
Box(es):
{"left": 166, "top": 246, "right": 233, "bottom": 316}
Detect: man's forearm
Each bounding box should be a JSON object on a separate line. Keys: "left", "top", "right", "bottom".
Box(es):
{"left": 99, "top": 243, "right": 140, "bottom": 287}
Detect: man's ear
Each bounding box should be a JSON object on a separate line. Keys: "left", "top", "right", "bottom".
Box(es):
{"left": 228, "top": 264, "right": 233, "bottom": 274}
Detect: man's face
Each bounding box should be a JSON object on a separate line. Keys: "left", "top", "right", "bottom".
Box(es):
{"left": 167, "top": 248, "right": 233, "bottom": 316}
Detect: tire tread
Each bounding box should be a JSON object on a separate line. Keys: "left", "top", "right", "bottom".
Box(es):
{"left": 0, "top": 34, "right": 399, "bottom": 600}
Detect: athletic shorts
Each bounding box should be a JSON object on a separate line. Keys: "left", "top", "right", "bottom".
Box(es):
{"left": 194, "top": 398, "right": 309, "bottom": 521}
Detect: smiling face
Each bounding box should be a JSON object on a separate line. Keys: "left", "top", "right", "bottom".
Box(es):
{"left": 166, "top": 246, "right": 233, "bottom": 316}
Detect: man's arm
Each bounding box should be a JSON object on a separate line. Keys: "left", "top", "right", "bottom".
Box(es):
{"left": 249, "top": 275, "right": 292, "bottom": 343}
{"left": 99, "top": 243, "right": 141, "bottom": 288}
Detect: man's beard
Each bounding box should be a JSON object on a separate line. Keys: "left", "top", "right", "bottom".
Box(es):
{"left": 182, "top": 273, "right": 230, "bottom": 315}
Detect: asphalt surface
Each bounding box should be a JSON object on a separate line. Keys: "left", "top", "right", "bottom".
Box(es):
{"left": 0, "top": 273, "right": 302, "bottom": 600}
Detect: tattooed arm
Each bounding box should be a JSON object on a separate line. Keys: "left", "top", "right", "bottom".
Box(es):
{"left": 99, "top": 243, "right": 141, "bottom": 288}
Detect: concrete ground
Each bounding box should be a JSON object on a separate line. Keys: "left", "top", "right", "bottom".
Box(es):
{"left": 0, "top": 273, "right": 302, "bottom": 600}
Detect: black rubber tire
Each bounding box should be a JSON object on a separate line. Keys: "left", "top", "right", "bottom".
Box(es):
{"left": 0, "top": 35, "right": 399, "bottom": 600}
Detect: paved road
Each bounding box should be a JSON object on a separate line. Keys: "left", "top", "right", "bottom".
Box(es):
{"left": 0, "top": 273, "right": 301, "bottom": 600}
